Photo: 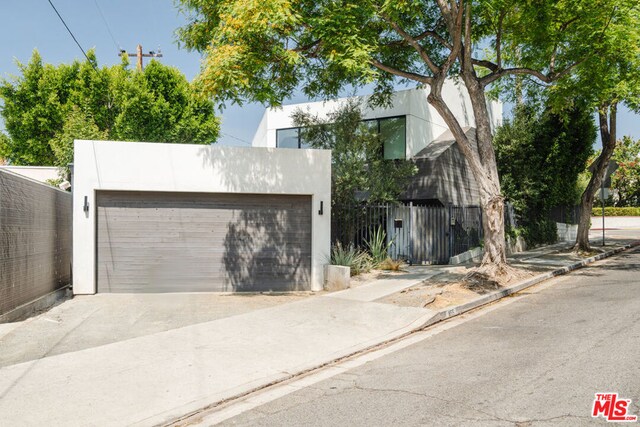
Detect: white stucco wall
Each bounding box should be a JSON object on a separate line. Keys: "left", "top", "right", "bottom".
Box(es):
{"left": 251, "top": 81, "right": 503, "bottom": 158}
{"left": 0, "top": 166, "right": 60, "bottom": 183}
{"left": 73, "top": 140, "right": 331, "bottom": 294}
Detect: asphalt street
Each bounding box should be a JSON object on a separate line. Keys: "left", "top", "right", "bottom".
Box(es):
{"left": 219, "top": 246, "right": 640, "bottom": 426}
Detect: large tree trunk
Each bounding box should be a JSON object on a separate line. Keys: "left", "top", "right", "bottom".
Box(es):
{"left": 462, "top": 73, "right": 508, "bottom": 268}
{"left": 427, "top": 76, "right": 508, "bottom": 275}
{"left": 420, "top": 1, "right": 509, "bottom": 280}
{"left": 479, "top": 191, "right": 508, "bottom": 266}
{"left": 575, "top": 103, "right": 617, "bottom": 251}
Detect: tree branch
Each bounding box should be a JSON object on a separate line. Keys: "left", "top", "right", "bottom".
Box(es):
{"left": 369, "top": 59, "right": 433, "bottom": 84}
{"left": 420, "top": 30, "right": 451, "bottom": 48}
{"left": 496, "top": 11, "right": 505, "bottom": 69}
{"left": 479, "top": 56, "right": 589, "bottom": 87}
{"left": 292, "top": 39, "right": 320, "bottom": 53}
{"left": 382, "top": 15, "right": 440, "bottom": 74}
{"left": 383, "top": 30, "right": 451, "bottom": 50}
{"left": 441, "top": 0, "right": 464, "bottom": 73}
{"left": 550, "top": 16, "right": 580, "bottom": 73}
{"left": 435, "top": 0, "right": 455, "bottom": 35}
{"left": 472, "top": 58, "right": 499, "bottom": 72}
{"left": 461, "top": 1, "right": 473, "bottom": 73}
{"left": 480, "top": 67, "right": 552, "bottom": 85}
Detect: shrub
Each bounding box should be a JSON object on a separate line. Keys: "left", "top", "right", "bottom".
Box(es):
{"left": 591, "top": 206, "right": 640, "bottom": 216}
{"left": 521, "top": 219, "right": 558, "bottom": 247}
{"left": 378, "top": 257, "right": 404, "bottom": 271}
{"left": 365, "top": 226, "right": 393, "bottom": 265}
{"left": 330, "top": 242, "right": 372, "bottom": 276}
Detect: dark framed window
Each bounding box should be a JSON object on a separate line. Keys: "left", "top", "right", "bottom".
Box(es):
{"left": 276, "top": 128, "right": 300, "bottom": 148}
{"left": 276, "top": 127, "right": 312, "bottom": 148}
{"left": 362, "top": 116, "right": 407, "bottom": 160}
{"left": 380, "top": 116, "right": 406, "bottom": 160}
{"left": 276, "top": 115, "right": 406, "bottom": 158}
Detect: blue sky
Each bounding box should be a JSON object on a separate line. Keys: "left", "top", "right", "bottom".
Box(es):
{"left": 0, "top": 0, "right": 637, "bottom": 148}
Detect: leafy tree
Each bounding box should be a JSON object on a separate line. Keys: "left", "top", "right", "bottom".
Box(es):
{"left": 176, "top": 0, "right": 636, "bottom": 279}
{"left": 538, "top": 2, "right": 640, "bottom": 250}
{"left": 0, "top": 50, "right": 220, "bottom": 168}
{"left": 495, "top": 103, "right": 595, "bottom": 245}
{"left": 50, "top": 107, "right": 108, "bottom": 176}
{"left": 291, "top": 100, "right": 417, "bottom": 206}
{"left": 0, "top": 50, "right": 68, "bottom": 165}
{"left": 610, "top": 136, "right": 640, "bottom": 207}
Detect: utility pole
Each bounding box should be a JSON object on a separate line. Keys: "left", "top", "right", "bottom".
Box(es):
{"left": 119, "top": 45, "right": 162, "bottom": 71}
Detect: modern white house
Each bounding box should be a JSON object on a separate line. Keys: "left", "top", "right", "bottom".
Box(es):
{"left": 252, "top": 80, "right": 502, "bottom": 206}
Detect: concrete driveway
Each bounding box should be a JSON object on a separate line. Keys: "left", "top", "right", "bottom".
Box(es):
{"left": 0, "top": 292, "right": 308, "bottom": 368}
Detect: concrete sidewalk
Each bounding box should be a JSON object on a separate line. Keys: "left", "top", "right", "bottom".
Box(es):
{"left": 0, "top": 238, "right": 637, "bottom": 427}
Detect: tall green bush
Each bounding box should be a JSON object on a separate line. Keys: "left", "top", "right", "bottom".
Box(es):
{"left": 494, "top": 102, "right": 595, "bottom": 246}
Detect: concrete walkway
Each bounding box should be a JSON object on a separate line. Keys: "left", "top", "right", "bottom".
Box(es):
{"left": 0, "top": 237, "right": 637, "bottom": 427}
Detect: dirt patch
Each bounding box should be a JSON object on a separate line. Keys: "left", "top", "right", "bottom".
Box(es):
{"left": 378, "top": 267, "right": 534, "bottom": 310}
{"left": 428, "top": 283, "right": 483, "bottom": 309}
{"left": 378, "top": 282, "right": 480, "bottom": 310}
{"left": 573, "top": 248, "right": 606, "bottom": 257}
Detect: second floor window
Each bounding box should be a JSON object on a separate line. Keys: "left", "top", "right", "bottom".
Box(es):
{"left": 276, "top": 115, "right": 406, "bottom": 160}
{"left": 362, "top": 116, "right": 406, "bottom": 160}
{"left": 276, "top": 128, "right": 312, "bottom": 149}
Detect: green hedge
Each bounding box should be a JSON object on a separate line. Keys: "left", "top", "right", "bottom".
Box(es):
{"left": 591, "top": 207, "right": 640, "bottom": 216}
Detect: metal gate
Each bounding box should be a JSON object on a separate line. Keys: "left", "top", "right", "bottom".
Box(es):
{"left": 331, "top": 203, "right": 484, "bottom": 265}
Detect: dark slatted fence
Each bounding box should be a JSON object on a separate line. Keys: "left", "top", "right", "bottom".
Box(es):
{"left": 0, "top": 169, "right": 72, "bottom": 317}
{"left": 331, "top": 202, "right": 486, "bottom": 265}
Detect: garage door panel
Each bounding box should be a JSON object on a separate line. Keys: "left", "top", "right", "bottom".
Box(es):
{"left": 97, "top": 191, "right": 311, "bottom": 293}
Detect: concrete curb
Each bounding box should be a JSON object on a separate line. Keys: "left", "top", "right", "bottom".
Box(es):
{"left": 166, "top": 242, "right": 638, "bottom": 426}
{"left": 429, "top": 241, "right": 639, "bottom": 326}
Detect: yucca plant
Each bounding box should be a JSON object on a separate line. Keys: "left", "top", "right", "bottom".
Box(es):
{"left": 330, "top": 242, "right": 372, "bottom": 276}
{"left": 365, "top": 226, "right": 393, "bottom": 266}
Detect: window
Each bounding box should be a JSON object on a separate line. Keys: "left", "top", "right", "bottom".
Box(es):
{"left": 276, "top": 128, "right": 300, "bottom": 148}
{"left": 275, "top": 115, "right": 406, "bottom": 159}
{"left": 380, "top": 117, "right": 406, "bottom": 160}
{"left": 362, "top": 116, "right": 407, "bottom": 160}
{"left": 276, "top": 128, "right": 312, "bottom": 149}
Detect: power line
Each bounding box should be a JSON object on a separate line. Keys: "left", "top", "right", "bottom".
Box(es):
{"left": 220, "top": 131, "right": 251, "bottom": 146}
{"left": 47, "top": 0, "right": 97, "bottom": 71}
{"left": 93, "top": 0, "right": 120, "bottom": 50}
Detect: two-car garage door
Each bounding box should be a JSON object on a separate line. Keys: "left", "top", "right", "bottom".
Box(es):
{"left": 96, "top": 191, "right": 311, "bottom": 293}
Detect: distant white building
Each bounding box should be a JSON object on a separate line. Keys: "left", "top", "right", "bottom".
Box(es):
{"left": 251, "top": 81, "right": 502, "bottom": 206}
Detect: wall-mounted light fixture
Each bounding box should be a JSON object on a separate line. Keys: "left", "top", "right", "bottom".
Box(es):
{"left": 318, "top": 201, "right": 324, "bottom": 215}
{"left": 83, "top": 196, "right": 90, "bottom": 213}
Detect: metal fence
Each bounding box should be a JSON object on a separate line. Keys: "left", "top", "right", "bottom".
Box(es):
{"left": 0, "top": 169, "right": 72, "bottom": 317}
{"left": 331, "top": 203, "right": 485, "bottom": 265}
{"left": 549, "top": 205, "right": 582, "bottom": 224}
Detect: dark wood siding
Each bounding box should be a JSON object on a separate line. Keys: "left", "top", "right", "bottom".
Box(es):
{"left": 0, "top": 170, "right": 72, "bottom": 316}
{"left": 403, "top": 130, "right": 480, "bottom": 206}
{"left": 96, "top": 191, "right": 311, "bottom": 293}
